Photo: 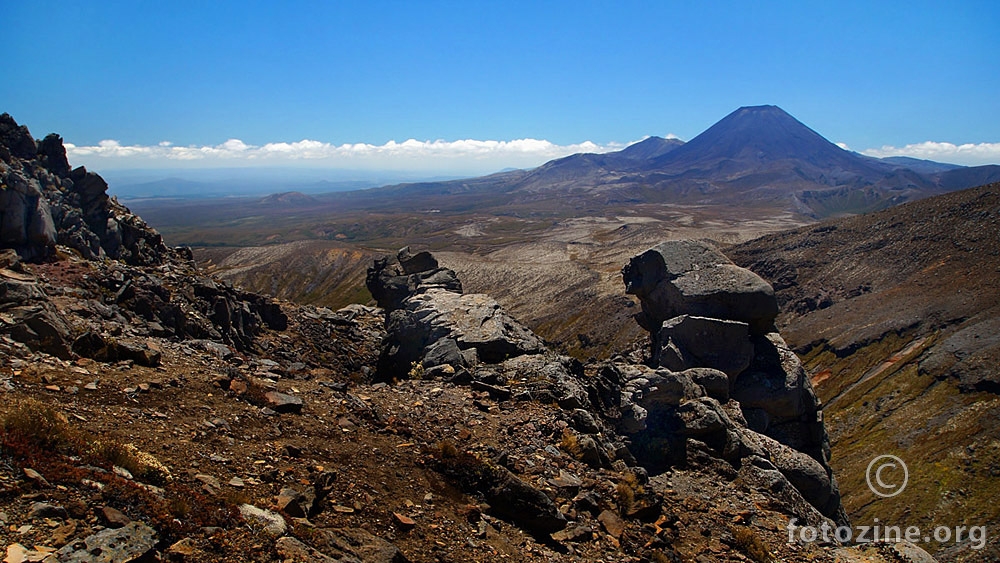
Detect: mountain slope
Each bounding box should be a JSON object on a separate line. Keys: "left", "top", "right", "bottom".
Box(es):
{"left": 880, "top": 156, "right": 965, "bottom": 174}
{"left": 615, "top": 136, "right": 685, "bottom": 160}
{"left": 335, "top": 105, "right": 999, "bottom": 218}
{"left": 653, "top": 105, "right": 875, "bottom": 174}
{"left": 1, "top": 112, "right": 932, "bottom": 563}
{"left": 729, "top": 183, "right": 1000, "bottom": 559}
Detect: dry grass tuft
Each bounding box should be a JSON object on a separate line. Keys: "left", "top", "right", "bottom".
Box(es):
{"left": 436, "top": 440, "right": 459, "bottom": 459}
{"left": 1, "top": 399, "right": 78, "bottom": 452}
{"left": 88, "top": 440, "right": 172, "bottom": 485}
{"left": 732, "top": 526, "right": 773, "bottom": 563}
{"left": 559, "top": 428, "right": 581, "bottom": 458}
{"left": 616, "top": 471, "right": 644, "bottom": 515}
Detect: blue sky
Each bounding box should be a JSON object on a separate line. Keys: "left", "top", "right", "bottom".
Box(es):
{"left": 3, "top": 1, "right": 998, "bottom": 174}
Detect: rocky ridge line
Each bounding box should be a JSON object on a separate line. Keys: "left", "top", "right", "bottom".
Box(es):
{"left": 368, "top": 241, "right": 849, "bottom": 527}
{"left": 0, "top": 113, "right": 939, "bottom": 562}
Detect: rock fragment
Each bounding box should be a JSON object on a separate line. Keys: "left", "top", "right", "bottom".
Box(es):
{"left": 264, "top": 391, "right": 303, "bottom": 414}
{"left": 238, "top": 504, "right": 286, "bottom": 536}
{"left": 56, "top": 521, "right": 157, "bottom": 563}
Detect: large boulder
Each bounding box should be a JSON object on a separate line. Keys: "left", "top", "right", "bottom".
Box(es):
{"left": 406, "top": 289, "right": 544, "bottom": 362}
{"left": 623, "top": 240, "right": 779, "bottom": 337}
{"left": 657, "top": 314, "right": 754, "bottom": 378}
{"left": 0, "top": 113, "right": 36, "bottom": 159}
{"left": 732, "top": 332, "right": 829, "bottom": 462}
{"left": 0, "top": 270, "right": 73, "bottom": 359}
{"left": 616, "top": 240, "right": 846, "bottom": 527}
{"left": 57, "top": 521, "right": 158, "bottom": 563}
{"left": 6, "top": 304, "right": 74, "bottom": 359}
{"left": 377, "top": 288, "right": 544, "bottom": 379}
{"left": 370, "top": 249, "right": 544, "bottom": 380}
{"left": 366, "top": 246, "right": 462, "bottom": 311}
{"left": 309, "top": 528, "right": 408, "bottom": 563}
{"left": 437, "top": 451, "right": 567, "bottom": 537}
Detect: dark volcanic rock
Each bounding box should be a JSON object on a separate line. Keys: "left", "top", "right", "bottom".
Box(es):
{"left": 37, "top": 133, "right": 71, "bottom": 177}
{"left": 310, "top": 528, "right": 408, "bottom": 563}
{"left": 0, "top": 113, "right": 36, "bottom": 159}
{"left": 615, "top": 240, "right": 845, "bottom": 526}
{"left": 623, "top": 240, "right": 778, "bottom": 338}
{"left": 438, "top": 451, "right": 567, "bottom": 537}
{"left": 658, "top": 315, "right": 753, "bottom": 378}
{"left": 366, "top": 247, "right": 462, "bottom": 312}
{"left": 369, "top": 249, "right": 543, "bottom": 381}
{"left": 397, "top": 246, "right": 438, "bottom": 274}
{"left": 72, "top": 332, "right": 162, "bottom": 367}
{"left": 1, "top": 114, "right": 172, "bottom": 264}
{"left": 264, "top": 391, "right": 304, "bottom": 414}
{"left": 0, "top": 114, "right": 289, "bottom": 359}
{"left": 7, "top": 304, "right": 73, "bottom": 359}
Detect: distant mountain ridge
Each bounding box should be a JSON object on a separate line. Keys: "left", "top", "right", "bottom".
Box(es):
{"left": 352, "top": 105, "right": 1000, "bottom": 218}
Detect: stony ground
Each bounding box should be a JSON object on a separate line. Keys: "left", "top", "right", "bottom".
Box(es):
{"left": 729, "top": 183, "right": 1000, "bottom": 562}
{"left": 0, "top": 111, "right": 979, "bottom": 563}
{"left": 0, "top": 254, "right": 928, "bottom": 563}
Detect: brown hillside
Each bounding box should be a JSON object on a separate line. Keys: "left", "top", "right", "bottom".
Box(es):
{"left": 729, "top": 183, "right": 1000, "bottom": 560}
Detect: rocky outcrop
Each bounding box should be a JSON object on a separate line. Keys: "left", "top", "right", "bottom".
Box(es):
{"left": 1, "top": 113, "right": 170, "bottom": 264}
{"left": 623, "top": 240, "right": 778, "bottom": 339}
{"left": 367, "top": 248, "right": 542, "bottom": 380}
{"left": 0, "top": 258, "right": 73, "bottom": 359}
{"left": 0, "top": 113, "right": 38, "bottom": 160}
{"left": 0, "top": 114, "right": 288, "bottom": 359}
{"left": 368, "top": 244, "right": 848, "bottom": 530}
{"left": 617, "top": 240, "right": 846, "bottom": 525}
{"left": 366, "top": 246, "right": 462, "bottom": 312}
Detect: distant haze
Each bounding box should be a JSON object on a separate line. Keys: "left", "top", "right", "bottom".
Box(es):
{"left": 68, "top": 137, "right": 632, "bottom": 179}
{"left": 78, "top": 133, "right": 1000, "bottom": 200}
{"left": 101, "top": 167, "right": 473, "bottom": 199}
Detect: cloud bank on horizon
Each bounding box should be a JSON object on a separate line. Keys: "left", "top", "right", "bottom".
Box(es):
{"left": 65, "top": 137, "right": 632, "bottom": 174}
{"left": 860, "top": 141, "right": 1000, "bottom": 166}
{"left": 67, "top": 134, "right": 1000, "bottom": 174}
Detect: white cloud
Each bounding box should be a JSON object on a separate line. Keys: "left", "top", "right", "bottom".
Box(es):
{"left": 861, "top": 141, "right": 1000, "bottom": 167}
{"left": 66, "top": 135, "right": 1000, "bottom": 173}
{"left": 64, "top": 136, "right": 630, "bottom": 174}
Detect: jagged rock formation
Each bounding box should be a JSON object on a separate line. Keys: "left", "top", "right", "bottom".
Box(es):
{"left": 367, "top": 247, "right": 544, "bottom": 380}
{"left": 1, "top": 113, "right": 170, "bottom": 264}
{"left": 1, "top": 113, "right": 943, "bottom": 562}
{"left": 621, "top": 239, "right": 844, "bottom": 524}
{"left": 368, "top": 244, "right": 848, "bottom": 527}
{"left": 623, "top": 240, "right": 779, "bottom": 341}
{"left": 0, "top": 113, "right": 287, "bottom": 360}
